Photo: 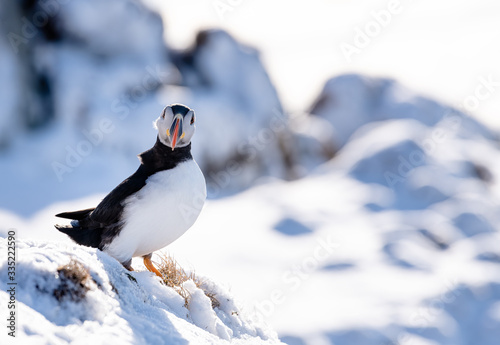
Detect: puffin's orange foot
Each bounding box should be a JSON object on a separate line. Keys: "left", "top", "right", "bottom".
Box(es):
{"left": 143, "top": 255, "right": 162, "bottom": 278}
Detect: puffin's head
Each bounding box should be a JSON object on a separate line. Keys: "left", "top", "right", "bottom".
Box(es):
{"left": 155, "top": 104, "right": 196, "bottom": 150}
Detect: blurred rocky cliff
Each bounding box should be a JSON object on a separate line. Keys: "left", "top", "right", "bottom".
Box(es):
{"left": 0, "top": 0, "right": 498, "bottom": 216}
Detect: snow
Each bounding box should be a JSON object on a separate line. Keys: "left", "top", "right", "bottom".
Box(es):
{"left": 0, "top": 239, "right": 282, "bottom": 344}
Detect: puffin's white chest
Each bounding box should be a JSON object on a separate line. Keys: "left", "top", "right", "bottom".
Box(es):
{"left": 105, "top": 159, "right": 206, "bottom": 263}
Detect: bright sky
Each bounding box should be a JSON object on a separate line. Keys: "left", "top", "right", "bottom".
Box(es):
{"left": 145, "top": 0, "right": 500, "bottom": 130}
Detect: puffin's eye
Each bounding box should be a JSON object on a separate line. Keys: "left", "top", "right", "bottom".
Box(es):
{"left": 190, "top": 115, "right": 195, "bottom": 125}
{"left": 161, "top": 108, "right": 166, "bottom": 119}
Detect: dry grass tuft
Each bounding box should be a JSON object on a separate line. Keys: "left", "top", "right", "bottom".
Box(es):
{"left": 53, "top": 258, "right": 94, "bottom": 302}
{"left": 156, "top": 254, "right": 220, "bottom": 309}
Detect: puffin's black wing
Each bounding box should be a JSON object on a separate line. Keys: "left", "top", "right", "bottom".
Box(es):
{"left": 89, "top": 166, "right": 150, "bottom": 225}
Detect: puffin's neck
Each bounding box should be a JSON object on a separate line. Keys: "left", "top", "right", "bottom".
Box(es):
{"left": 139, "top": 137, "right": 192, "bottom": 172}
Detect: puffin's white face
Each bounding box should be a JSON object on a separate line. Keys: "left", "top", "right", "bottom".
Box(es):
{"left": 155, "top": 104, "right": 196, "bottom": 150}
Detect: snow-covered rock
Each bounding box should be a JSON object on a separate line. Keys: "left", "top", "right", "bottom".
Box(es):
{"left": 0, "top": 29, "right": 21, "bottom": 148}
{"left": 0, "top": 239, "right": 282, "bottom": 344}
{"left": 310, "top": 74, "right": 496, "bottom": 149}
{"left": 0, "top": 0, "right": 170, "bottom": 136}
{"left": 0, "top": 0, "right": 177, "bottom": 215}
{"left": 171, "top": 29, "right": 290, "bottom": 195}
{"left": 39, "top": 0, "right": 171, "bottom": 150}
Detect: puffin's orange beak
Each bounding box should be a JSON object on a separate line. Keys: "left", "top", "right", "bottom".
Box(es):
{"left": 168, "top": 115, "right": 184, "bottom": 151}
{"left": 171, "top": 118, "right": 180, "bottom": 150}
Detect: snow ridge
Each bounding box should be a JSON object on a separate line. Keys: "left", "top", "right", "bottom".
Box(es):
{"left": 0, "top": 239, "right": 283, "bottom": 345}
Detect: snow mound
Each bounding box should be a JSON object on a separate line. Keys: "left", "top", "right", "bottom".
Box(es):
{"left": 0, "top": 239, "right": 282, "bottom": 345}
{"left": 310, "top": 74, "right": 496, "bottom": 149}
{"left": 163, "top": 98, "right": 500, "bottom": 344}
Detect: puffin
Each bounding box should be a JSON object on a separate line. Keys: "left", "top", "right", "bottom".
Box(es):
{"left": 55, "top": 104, "right": 206, "bottom": 277}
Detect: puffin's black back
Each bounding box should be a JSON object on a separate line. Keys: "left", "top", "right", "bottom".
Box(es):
{"left": 55, "top": 138, "right": 192, "bottom": 249}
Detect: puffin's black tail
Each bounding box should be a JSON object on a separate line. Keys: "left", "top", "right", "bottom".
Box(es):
{"left": 55, "top": 207, "right": 102, "bottom": 248}
{"left": 55, "top": 224, "right": 103, "bottom": 248}
{"left": 55, "top": 208, "right": 95, "bottom": 220}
